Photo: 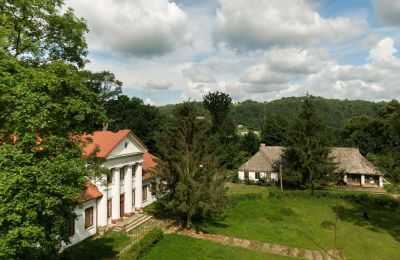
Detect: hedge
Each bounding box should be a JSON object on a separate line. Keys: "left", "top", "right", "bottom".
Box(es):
{"left": 120, "top": 228, "right": 164, "bottom": 260}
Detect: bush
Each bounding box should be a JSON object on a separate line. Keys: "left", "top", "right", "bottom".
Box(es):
{"left": 385, "top": 183, "right": 400, "bottom": 194}
{"left": 121, "top": 228, "right": 164, "bottom": 260}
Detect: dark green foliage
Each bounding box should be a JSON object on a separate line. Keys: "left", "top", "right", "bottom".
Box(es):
{"left": 104, "top": 95, "right": 163, "bottom": 153}
{"left": 240, "top": 131, "right": 260, "bottom": 155}
{"left": 154, "top": 102, "right": 227, "bottom": 228}
{"left": 0, "top": 0, "right": 88, "bottom": 68}
{"left": 0, "top": 139, "right": 88, "bottom": 258}
{"left": 203, "top": 91, "right": 235, "bottom": 136}
{"left": 230, "top": 97, "right": 380, "bottom": 131}
{"left": 341, "top": 100, "right": 400, "bottom": 183}
{"left": 282, "top": 96, "right": 336, "bottom": 192}
{"left": 0, "top": 1, "right": 106, "bottom": 257}
{"left": 123, "top": 228, "right": 164, "bottom": 259}
{"left": 0, "top": 52, "right": 106, "bottom": 136}
{"left": 260, "top": 113, "right": 288, "bottom": 146}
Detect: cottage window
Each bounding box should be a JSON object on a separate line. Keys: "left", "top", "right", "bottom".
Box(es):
{"left": 107, "top": 199, "right": 112, "bottom": 218}
{"left": 142, "top": 185, "right": 148, "bottom": 201}
{"left": 85, "top": 207, "right": 94, "bottom": 229}
{"left": 255, "top": 172, "right": 260, "bottom": 179}
{"left": 68, "top": 216, "right": 75, "bottom": 237}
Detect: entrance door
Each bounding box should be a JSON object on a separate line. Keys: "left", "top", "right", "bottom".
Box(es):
{"left": 120, "top": 194, "right": 125, "bottom": 217}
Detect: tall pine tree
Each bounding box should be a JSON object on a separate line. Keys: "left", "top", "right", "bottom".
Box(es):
{"left": 154, "top": 102, "right": 226, "bottom": 228}
{"left": 282, "top": 95, "right": 335, "bottom": 193}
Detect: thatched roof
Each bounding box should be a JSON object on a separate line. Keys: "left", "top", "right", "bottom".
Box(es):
{"left": 239, "top": 145, "right": 383, "bottom": 176}
{"left": 330, "top": 148, "right": 383, "bottom": 176}
{"left": 239, "top": 151, "right": 276, "bottom": 172}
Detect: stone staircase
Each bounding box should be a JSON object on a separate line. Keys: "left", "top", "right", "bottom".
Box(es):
{"left": 113, "top": 213, "right": 152, "bottom": 233}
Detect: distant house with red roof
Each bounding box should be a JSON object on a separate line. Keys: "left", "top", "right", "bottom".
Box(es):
{"left": 64, "top": 130, "right": 160, "bottom": 248}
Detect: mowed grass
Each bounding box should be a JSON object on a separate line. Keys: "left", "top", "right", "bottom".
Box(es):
{"left": 61, "top": 231, "right": 131, "bottom": 259}
{"left": 226, "top": 182, "right": 269, "bottom": 196}
{"left": 199, "top": 184, "right": 400, "bottom": 260}
{"left": 142, "top": 233, "right": 295, "bottom": 260}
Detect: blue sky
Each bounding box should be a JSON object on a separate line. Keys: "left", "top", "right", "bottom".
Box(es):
{"left": 66, "top": 0, "right": 400, "bottom": 105}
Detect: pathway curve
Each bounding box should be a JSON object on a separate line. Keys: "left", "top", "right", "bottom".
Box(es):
{"left": 168, "top": 227, "right": 345, "bottom": 260}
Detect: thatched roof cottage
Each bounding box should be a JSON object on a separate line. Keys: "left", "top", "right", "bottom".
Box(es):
{"left": 238, "top": 144, "right": 384, "bottom": 187}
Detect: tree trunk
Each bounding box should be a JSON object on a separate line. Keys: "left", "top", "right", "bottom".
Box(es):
{"left": 186, "top": 214, "right": 192, "bottom": 229}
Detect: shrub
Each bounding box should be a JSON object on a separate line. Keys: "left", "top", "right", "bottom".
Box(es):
{"left": 385, "top": 183, "right": 400, "bottom": 194}
{"left": 121, "top": 228, "right": 164, "bottom": 260}
{"left": 321, "top": 220, "right": 335, "bottom": 230}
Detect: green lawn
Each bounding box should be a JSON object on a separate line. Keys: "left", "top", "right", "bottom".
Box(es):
{"left": 143, "top": 233, "right": 295, "bottom": 260}
{"left": 226, "top": 182, "right": 270, "bottom": 196}
{"left": 61, "top": 232, "right": 131, "bottom": 259}
{"left": 199, "top": 184, "right": 400, "bottom": 260}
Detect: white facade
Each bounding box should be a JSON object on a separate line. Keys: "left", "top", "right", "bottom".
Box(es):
{"left": 237, "top": 171, "right": 279, "bottom": 182}
{"left": 63, "top": 199, "right": 98, "bottom": 247}
{"left": 64, "top": 132, "right": 158, "bottom": 248}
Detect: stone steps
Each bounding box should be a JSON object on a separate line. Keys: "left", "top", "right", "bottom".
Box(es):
{"left": 125, "top": 215, "right": 152, "bottom": 233}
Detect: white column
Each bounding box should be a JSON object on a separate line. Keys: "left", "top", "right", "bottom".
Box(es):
{"left": 124, "top": 165, "right": 133, "bottom": 215}
{"left": 361, "top": 174, "right": 365, "bottom": 186}
{"left": 343, "top": 174, "right": 348, "bottom": 183}
{"left": 134, "top": 163, "right": 143, "bottom": 210}
{"left": 97, "top": 178, "right": 108, "bottom": 226}
{"left": 379, "top": 176, "right": 384, "bottom": 188}
{"left": 112, "top": 168, "right": 120, "bottom": 222}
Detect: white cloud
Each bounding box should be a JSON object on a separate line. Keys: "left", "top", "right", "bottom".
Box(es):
{"left": 182, "top": 64, "right": 216, "bottom": 83}
{"left": 240, "top": 48, "right": 330, "bottom": 92}
{"left": 143, "top": 79, "right": 173, "bottom": 93}
{"left": 305, "top": 38, "right": 400, "bottom": 100}
{"left": 66, "top": 0, "right": 191, "bottom": 57}
{"left": 214, "top": 0, "right": 366, "bottom": 50}
{"left": 373, "top": 0, "right": 400, "bottom": 26}
{"left": 368, "top": 37, "right": 399, "bottom": 64}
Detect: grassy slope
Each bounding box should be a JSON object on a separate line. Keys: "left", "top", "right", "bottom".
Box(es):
{"left": 143, "top": 233, "right": 294, "bottom": 260}
{"left": 201, "top": 184, "right": 399, "bottom": 260}
{"left": 61, "top": 232, "right": 131, "bottom": 259}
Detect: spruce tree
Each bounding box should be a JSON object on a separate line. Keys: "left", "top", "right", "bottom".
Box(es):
{"left": 282, "top": 95, "right": 335, "bottom": 193}
{"left": 155, "top": 102, "right": 226, "bottom": 228}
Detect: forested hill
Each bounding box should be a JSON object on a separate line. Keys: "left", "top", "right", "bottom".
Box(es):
{"left": 158, "top": 96, "right": 382, "bottom": 130}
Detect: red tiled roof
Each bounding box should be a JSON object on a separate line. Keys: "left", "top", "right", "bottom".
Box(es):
{"left": 82, "top": 181, "right": 102, "bottom": 202}
{"left": 143, "top": 152, "right": 159, "bottom": 181}
{"left": 81, "top": 130, "right": 131, "bottom": 158}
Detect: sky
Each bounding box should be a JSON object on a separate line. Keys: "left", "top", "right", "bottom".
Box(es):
{"left": 65, "top": 0, "right": 400, "bottom": 105}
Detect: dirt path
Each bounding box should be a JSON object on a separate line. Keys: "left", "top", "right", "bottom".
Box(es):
{"left": 168, "top": 227, "right": 345, "bottom": 260}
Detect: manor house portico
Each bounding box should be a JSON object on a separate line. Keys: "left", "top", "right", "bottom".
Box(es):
{"left": 65, "top": 130, "right": 158, "bottom": 247}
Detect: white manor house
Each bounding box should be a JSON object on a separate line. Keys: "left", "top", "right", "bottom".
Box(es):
{"left": 65, "top": 130, "right": 159, "bottom": 247}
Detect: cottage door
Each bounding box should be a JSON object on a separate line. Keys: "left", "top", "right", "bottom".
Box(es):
{"left": 120, "top": 194, "right": 125, "bottom": 217}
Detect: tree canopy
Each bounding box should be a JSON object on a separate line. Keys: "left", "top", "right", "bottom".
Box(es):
{"left": 0, "top": 0, "right": 88, "bottom": 67}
